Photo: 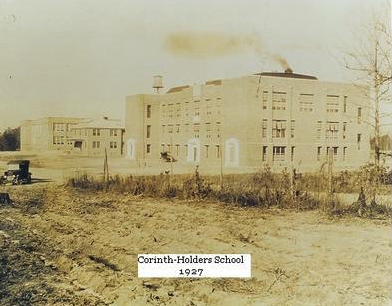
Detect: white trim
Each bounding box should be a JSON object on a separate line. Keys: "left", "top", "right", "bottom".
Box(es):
{"left": 225, "top": 138, "right": 240, "bottom": 167}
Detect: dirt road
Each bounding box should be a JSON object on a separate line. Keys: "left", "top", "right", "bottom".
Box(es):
{"left": 0, "top": 183, "right": 391, "bottom": 305}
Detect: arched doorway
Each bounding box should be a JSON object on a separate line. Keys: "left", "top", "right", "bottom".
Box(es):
{"left": 126, "top": 138, "right": 136, "bottom": 159}
{"left": 225, "top": 138, "right": 239, "bottom": 167}
{"left": 187, "top": 138, "right": 200, "bottom": 163}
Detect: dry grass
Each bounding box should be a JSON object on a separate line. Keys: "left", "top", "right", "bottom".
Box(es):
{"left": 66, "top": 165, "right": 391, "bottom": 219}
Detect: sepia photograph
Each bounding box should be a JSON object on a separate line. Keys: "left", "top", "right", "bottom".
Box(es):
{"left": 0, "top": 0, "right": 391, "bottom": 305}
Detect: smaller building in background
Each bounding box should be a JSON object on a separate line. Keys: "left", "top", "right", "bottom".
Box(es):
{"left": 70, "top": 117, "right": 125, "bottom": 156}
{"left": 21, "top": 116, "right": 125, "bottom": 156}
{"left": 21, "top": 117, "right": 87, "bottom": 152}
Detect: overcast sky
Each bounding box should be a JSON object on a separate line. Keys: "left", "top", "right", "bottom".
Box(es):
{"left": 0, "top": 0, "right": 390, "bottom": 132}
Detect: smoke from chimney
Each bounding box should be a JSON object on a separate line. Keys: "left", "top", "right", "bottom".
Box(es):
{"left": 164, "top": 31, "right": 292, "bottom": 71}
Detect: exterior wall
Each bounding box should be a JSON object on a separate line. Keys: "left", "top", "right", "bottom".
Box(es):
{"left": 125, "top": 75, "right": 371, "bottom": 173}
{"left": 20, "top": 117, "right": 86, "bottom": 152}
{"left": 72, "top": 127, "right": 124, "bottom": 156}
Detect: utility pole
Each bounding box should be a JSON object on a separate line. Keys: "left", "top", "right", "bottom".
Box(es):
{"left": 219, "top": 138, "right": 223, "bottom": 190}
{"left": 374, "top": 37, "right": 381, "bottom": 166}
{"left": 327, "top": 146, "right": 333, "bottom": 208}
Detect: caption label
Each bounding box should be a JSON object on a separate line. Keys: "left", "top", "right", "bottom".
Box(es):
{"left": 138, "top": 254, "right": 251, "bottom": 278}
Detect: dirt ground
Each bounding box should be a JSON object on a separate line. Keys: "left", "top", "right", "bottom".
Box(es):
{"left": 0, "top": 182, "right": 391, "bottom": 306}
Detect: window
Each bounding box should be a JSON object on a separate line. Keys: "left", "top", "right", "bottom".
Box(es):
{"left": 93, "top": 129, "right": 100, "bottom": 136}
{"left": 343, "top": 122, "right": 347, "bottom": 139}
{"left": 53, "top": 123, "right": 64, "bottom": 132}
{"left": 291, "top": 146, "right": 295, "bottom": 162}
{"left": 205, "top": 145, "right": 209, "bottom": 158}
{"left": 146, "top": 125, "right": 151, "bottom": 138}
{"left": 110, "top": 141, "right": 117, "bottom": 149}
{"left": 52, "top": 136, "right": 64, "bottom": 145}
{"left": 272, "top": 91, "right": 287, "bottom": 110}
{"left": 317, "top": 146, "right": 322, "bottom": 161}
{"left": 333, "top": 147, "right": 338, "bottom": 161}
{"left": 216, "top": 102, "right": 221, "bottom": 115}
{"left": 175, "top": 144, "right": 179, "bottom": 156}
{"left": 146, "top": 144, "right": 151, "bottom": 153}
{"left": 216, "top": 122, "right": 221, "bottom": 138}
{"left": 343, "top": 96, "right": 347, "bottom": 112}
{"left": 176, "top": 103, "right": 181, "bottom": 117}
{"left": 273, "top": 146, "right": 286, "bottom": 161}
{"left": 291, "top": 120, "right": 295, "bottom": 138}
{"left": 357, "top": 107, "right": 362, "bottom": 123}
{"left": 93, "top": 141, "right": 100, "bottom": 148}
{"left": 176, "top": 124, "right": 180, "bottom": 133}
{"left": 110, "top": 129, "right": 118, "bottom": 137}
{"left": 262, "top": 119, "right": 267, "bottom": 138}
{"left": 317, "top": 121, "right": 322, "bottom": 139}
{"left": 168, "top": 125, "right": 173, "bottom": 134}
{"left": 206, "top": 101, "right": 212, "bottom": 115}
{"left": 168, "top": 104, "right": 173, "bottom": 118}
{"left": 146, "top": 105, "right": 152, "bottom": 118}
{"left": 206, "top": 123, "right": 212, "bottom": 139}
{"left": 357, "top": 134, "right": 361, "bottom": 150}
{"left": 343, "top": 147, "right": 347, "bottom": 161}
{"left": 327, "top": 95, "right": 339, "bottom": 113}
{"left": 161, "top": 104, "right": 166, "bottom": 118}
{"left": 185, "top": 102, "right": 190, "bottom": 117}
{"left": 272, "top": 120, "right": 286, "bottom": 138}
{"left": 194, "top": 101, "right": 200, "bottom": 116}
{"left": 262, "top": 91, "right": 268, "bottom": 109}
{"left": 162, "top": 125, "right": 165, "bottom": 133}
{"left": 299, "top": 94, "right": 314, "bottom": 111}
{"left": 326, "top": 122, "right": 339, "bottom": 140}
{"left": 193, "top": 123, "right": 200, "bottom": 138}
{"left": 262, "top": 146, "right": 267, "bottom": 161}
{"left": 216, "top": 145, "right": 221, "bottom": 158}
{"left": 185, "top": 123, "right": 189, "bottom": 133}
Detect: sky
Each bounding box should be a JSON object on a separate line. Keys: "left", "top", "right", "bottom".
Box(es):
{"left": 0, "top": 0, "right": 390, "bottom": 132}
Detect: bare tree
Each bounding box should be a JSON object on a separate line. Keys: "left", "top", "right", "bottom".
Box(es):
{"left": 343, "top": 5, "right": 391, "bottom": 166}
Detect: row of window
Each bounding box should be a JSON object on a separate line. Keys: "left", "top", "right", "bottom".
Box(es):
{"left": 53, "top": 123, "right": 75, "bottom": 132}
{"left": 158, "top": 122, "right": 221, "bottom": 139}
{"left": 160, "top": 100, "right": 222, "bottom": 119}
{"left": 262, "top": 92, "right": 352, "bottom": 113}
{"left": 53, "top": 136, "right": 65, "bottom": 145}
{"left": 92, "top": 141, "right": 119, "bottom": 149}
{"left": 261, "top": 146, "right": 350, "bottom": 162}
{"left": 92, "top": 129, "right": 119, "bottom": 137}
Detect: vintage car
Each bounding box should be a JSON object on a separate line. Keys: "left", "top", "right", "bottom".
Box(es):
{"left": 1, "top": 160, "right": 32, "bottom": 185}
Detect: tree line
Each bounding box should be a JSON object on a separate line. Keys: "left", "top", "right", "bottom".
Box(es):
{"left": 0, "top": 127, "right": 20, "bottom": 151}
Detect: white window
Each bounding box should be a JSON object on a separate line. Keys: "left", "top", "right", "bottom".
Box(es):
{"left": 299, "top": 94, "right": 314, "bottom": 112}
{"left": 272, "top": 120, "right": 286, "bottom": 138}
{"left": 272, "top": 91, "right": 287, "bottom": 110}
{"left": 317, "top": 121, "right": 322, "bottom": 139}
{"left": 262, "top": 119, "right": 267, "bottom": 138}
{"left": 262, "top": 91, "right": 268, "bottom": 109}
{"left": 206, "top": 123, "right": 212, "bottom": 139}
{"left": 262, "top": 146, "right": 267, "bottom": 161}
{"left": 357, "top": 108, "right": 362, "bottom": 124}
{"left": 291, "top": 120, "right": 295, "bottom": 138}
{"left": 273, "top": 146, "right": 286, "bottom": 162}
{"left": 326, "top": 122, "right": 339, "bottom": 140}
{"left": 327, "top": 95, "right": 339, "bottom": 113}
{"left": 93, "top": 129, "right": 100, "bottom": 136}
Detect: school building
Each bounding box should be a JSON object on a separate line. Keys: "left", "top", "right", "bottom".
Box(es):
{"left": 124, "top": 70, "right": 371, "bottom": 173}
